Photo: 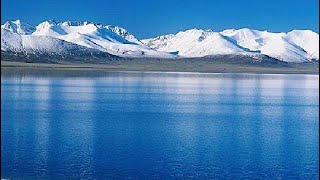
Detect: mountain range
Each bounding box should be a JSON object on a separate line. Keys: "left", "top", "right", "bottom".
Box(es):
{"left": 1, "top": 20, "right": 319, "bottom": 63}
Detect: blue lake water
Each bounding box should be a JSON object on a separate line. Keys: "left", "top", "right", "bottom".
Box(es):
{"left": 1, "top": 70, "right": 319, "bottom": 179}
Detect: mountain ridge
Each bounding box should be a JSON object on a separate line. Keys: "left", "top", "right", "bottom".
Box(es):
{"left": 142, "top": 28, "right": 319, "bottom": 63}
{"left": 1, "top": 19, "right": 319, "bottom": 63}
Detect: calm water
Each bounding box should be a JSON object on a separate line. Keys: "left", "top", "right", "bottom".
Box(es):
{"left": 1, "top": 69, "right": 319, "bottom": 179}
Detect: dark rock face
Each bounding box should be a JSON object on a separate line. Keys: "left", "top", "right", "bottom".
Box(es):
{"left": 1, "top": 49, "right": 121, "bottom": 64}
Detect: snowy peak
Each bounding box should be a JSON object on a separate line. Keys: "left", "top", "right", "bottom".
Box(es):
{"left": 1, "top": 20, "right": 175, "bottom": 58}
{"left": 219, "top": 28, "right": 318, "bottom": 62}
{"left": 1, "top": 20, "right": 35, "bottom": 35}
{"left": 33, "top": 20, "right": 141, "bottom": 45}
{"left": 142, "top": 28, "right": 251, "bottom": 57}
{"left": 35, "top": 20, "right": 57, "bottom": 29}
{"left": 34, "top": 20, "right": 98, "bottom": 36}
{"left": 2, "top": 28, "right": 92, "bottom": 54}
{"left": 59, "top": 21, "right": 93, "bottom": 26}
{"left": 1, "top": 20, "right": 318, "bottom": 62}
{"left": 285, "top": 30, "right": 319, "bottom": 60}
{"left": 142, "top": 28, "right": 319, "bottom": 62}
{"left": 174, "top": 28, "right": 215, "bottom": 40}
{"left": 105, "top": 25, "right": 142, "bottom": 45}
{"left": 220, "top": 28, "right": 261, "bottom": 41}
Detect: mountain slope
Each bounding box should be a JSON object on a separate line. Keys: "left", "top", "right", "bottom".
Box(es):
{"left": 1, "top": 29, "right": 119, "bottom": 63}
{"left": 1, "top": 20, "right": 35, "bottom": 35}
{"left": 31, "top": 20, "right": 175, "bottom": 58}
{"left": 285, "top": 30, "right": 319, "bottom": 60}
{"left": 2, "top": 29, "right": 94, "bottom": 54}
{"left": 141, "top": 29, "right": 253, "bottom": 57}
{"left": 142, "top": 28, "right": 319, "bottom": 62}
{"left": 220, "top": 28, "right": 318, "bottom": 63}
{"left": 1, "top": 20, "right": 318, "bottom": 63}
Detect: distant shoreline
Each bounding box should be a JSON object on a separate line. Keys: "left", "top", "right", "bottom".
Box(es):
{"left": 1, "top": 60, "right": 319, "bottom": 75}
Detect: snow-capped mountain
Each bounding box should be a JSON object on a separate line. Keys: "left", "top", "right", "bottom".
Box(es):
{"left": 141, "top": 29, "right": 252, "bottom": 57}
{"left": 285, "top": 30, "right": 319, "bottom": 60}
{"left": 1, "top": 28, "right": 119, "bottom": 64}
{"left": 142, "top": 28, "right": 319, "bottom": 63}
{"left": 1, "top": 19, "right": 319, "bottom": 63}
{"left": 1, "top": 20, "right": 175, "bottom": 58}
{"left": 2, "top": 28, "right": 87, "bottom": 54}
{"left": 1, "top": 20, "right": 35, "bottom": 35}
{"left": 220, "top": 28, "right": 319, "bottom": 62}
{"left": 31, "top": 20, "right": 174, "bottom": 58}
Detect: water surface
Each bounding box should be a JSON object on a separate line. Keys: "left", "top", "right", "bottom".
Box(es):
{"left": 1, "top": 69, "right": 319, "bottom": 179}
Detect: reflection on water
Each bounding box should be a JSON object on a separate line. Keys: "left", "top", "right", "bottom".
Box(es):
{"left": 1, "top": 69, "right": 319, "bottom": 179}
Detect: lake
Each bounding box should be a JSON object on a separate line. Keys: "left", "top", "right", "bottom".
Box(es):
{"left": 1, "top": 69, "right": 319, "bottom": 179}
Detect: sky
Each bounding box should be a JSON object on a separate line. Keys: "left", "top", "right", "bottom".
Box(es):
{"left": 1, "top": 0, "right": 319, "bottom": 39}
